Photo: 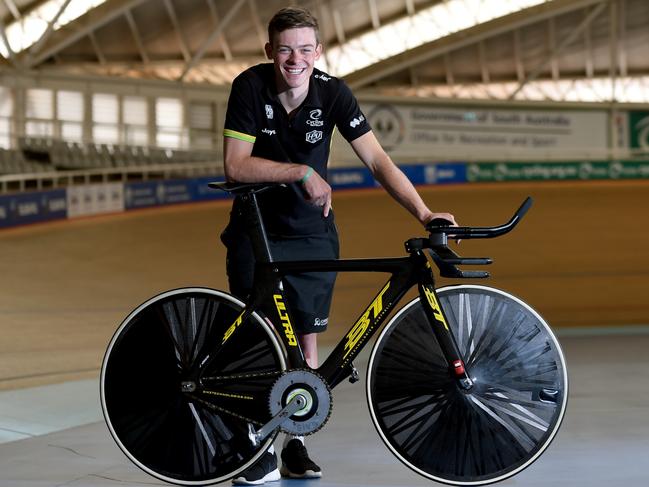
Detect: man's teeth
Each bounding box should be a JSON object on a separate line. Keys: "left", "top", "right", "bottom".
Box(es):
{"left": 286, "top": 68, "right": 305, "bottom": 74}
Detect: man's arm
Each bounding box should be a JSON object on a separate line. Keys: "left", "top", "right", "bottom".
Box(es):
{"left": 350, "top": 131, "right": 457, "bottom": 226}
{"left": 224, "top": 136, "right": 333, "bottom": 215}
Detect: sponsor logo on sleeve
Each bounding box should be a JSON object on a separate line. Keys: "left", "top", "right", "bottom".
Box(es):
{"left": 349, "top": 115, "right": 365, "bottom": 128}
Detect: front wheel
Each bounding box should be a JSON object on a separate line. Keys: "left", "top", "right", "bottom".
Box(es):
{"left": 101, "top": 288, "right": 287, "bottom": 485}
{"left": 366, "top": 285, "right": 568, "bottom": 486}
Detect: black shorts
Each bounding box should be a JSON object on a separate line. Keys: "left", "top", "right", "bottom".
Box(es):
{"left": 221, "top": 225, "right": 339, "bottom": 334}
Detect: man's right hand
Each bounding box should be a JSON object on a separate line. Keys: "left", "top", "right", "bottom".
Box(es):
{"left": 301, "top": 168, "right": 332, "bottom": 217}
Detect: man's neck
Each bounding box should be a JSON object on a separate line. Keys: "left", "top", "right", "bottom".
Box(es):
{"left": 276, "top": 80, "right": 309, "bottom": 115}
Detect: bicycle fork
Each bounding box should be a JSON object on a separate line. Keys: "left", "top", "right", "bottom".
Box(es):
{"left": 418, "top": 274, "right": 474, "bottom": 391}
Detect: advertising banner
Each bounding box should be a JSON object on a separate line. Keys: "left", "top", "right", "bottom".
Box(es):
{"left": 362, "top": 103, "right": 608, "bottom": 160}
{"left": 124, "top": 177, "right": 229, "bottom": 210}
{"left": 0, "top": 189, "right": 67, "bottom": 228}
{"left": 467, "top": 160, "right": 649, "bottom": 182}
{"left": 327, "top": 162, "right": 466, "bottom": 189}
{"left": 628, "top": 111, "right": 649, "bottom": 151}
{"left": 67, "top": 183, "right": 124, "bottom": 218}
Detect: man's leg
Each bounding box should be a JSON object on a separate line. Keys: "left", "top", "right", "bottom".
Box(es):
{"left": 264, "top": 230, "right": 338, "bottom": 481}
{"left": 298, "top": 332, "right": 318, "bottom": 368}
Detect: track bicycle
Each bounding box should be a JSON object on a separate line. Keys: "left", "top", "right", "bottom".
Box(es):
{"left": 101, "top": 182, "right": 568, "bottom": 486}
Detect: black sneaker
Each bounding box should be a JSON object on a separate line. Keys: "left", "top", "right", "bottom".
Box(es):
{"left": 280, "top": 439, "right": 322, "bottom": 479}
{"left": 231, "top": 451, "right": 280, "bottom": 485}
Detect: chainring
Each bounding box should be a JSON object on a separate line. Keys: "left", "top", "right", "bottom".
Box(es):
{"left": 268, "top": 369, "right": 332, "bottom": 436}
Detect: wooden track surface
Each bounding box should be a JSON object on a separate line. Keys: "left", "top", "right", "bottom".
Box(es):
{"left": 1, "top": 180, "right": 647, "bottom": 390}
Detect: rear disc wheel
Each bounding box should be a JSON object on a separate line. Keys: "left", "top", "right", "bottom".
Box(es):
{"left": 101, "top": 287, "right": 286, "bottom": 485}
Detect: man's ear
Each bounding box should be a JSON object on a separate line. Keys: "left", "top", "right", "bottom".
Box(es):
{"left": 264, "top": 42, "right": 273, "bottom": 60}
{"left": 314, "top": 43, "right": 322, "bottom": 61}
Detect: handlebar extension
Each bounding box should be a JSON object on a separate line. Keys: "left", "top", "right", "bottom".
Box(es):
{"left": 415, "top": 197, "right": 533, "bottom": 279}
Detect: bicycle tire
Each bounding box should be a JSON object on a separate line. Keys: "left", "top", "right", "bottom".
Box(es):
{"left": 366, "top": 284, "right": 568, "bottom": 486}
{"left": 101, "top": 287, "right": 286, "bottom": 485}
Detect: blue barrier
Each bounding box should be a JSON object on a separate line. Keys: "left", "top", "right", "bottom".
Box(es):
{"left": 324, "top": 162, "right": 467, "bottom": 189}
{"left": 0, "top": 189, "right": 67, "bottom": 228}
{"left": 124, "top": 177, "right": 230, "bottom": 210}
{"left": 0, "top": 163, "right": 468, "bottom": 229}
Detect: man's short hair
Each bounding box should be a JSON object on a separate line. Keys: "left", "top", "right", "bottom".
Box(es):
{"left": 267, "top": 7, "right": 320, "bottom": 45}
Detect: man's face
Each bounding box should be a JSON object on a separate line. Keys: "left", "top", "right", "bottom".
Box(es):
{"left": 265, "top": 27, "right": 322, "bottom": 90}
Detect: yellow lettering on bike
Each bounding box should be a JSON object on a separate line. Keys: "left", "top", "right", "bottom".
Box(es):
{"left": 222, "top": 312, "right": 244, "bottom": 344}
{"left": 423, "top": 286, "right": 449, "bottom": 330}
{"left": 273, "top": 294, "right": 298, "bottom": 347}
{"left": 344, "top": 283, "right": 390, "bottom": 359}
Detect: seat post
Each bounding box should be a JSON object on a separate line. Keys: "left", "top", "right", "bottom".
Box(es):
{"left": 240, "top": 192, "right": 274, "bottom": 263}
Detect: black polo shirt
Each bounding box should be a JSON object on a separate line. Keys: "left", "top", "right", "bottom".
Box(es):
{"left": 223, "top": 63, "right": 371, "bottom": 236}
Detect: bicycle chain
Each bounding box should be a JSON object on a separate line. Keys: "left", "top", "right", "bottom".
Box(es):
{"left": 201, "top": 370, "right": 284, "bottom": 383}
{"left": 187, "top": 393, "right": 262, "bottom": 426}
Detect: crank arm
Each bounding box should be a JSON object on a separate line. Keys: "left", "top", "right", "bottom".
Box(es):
{"left": 248, "top": 394, "right": 306, "bottom": 447}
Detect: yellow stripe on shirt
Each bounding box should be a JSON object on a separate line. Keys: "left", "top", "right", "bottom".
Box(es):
{"left": 224, "top": 129, "right": 256, "bottom": 143}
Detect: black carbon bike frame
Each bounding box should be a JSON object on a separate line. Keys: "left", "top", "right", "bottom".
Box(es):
{"left": 208, "top": 183, "right": 532, "bottom": 393}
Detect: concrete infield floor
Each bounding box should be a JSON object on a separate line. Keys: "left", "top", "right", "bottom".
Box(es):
{"left": 1, "top": 180, "right": 648, "bottom": 485}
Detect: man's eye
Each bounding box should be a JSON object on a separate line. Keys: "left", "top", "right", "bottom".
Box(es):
{"left": 278, "top": 48, "right": 291, "bottom": 54}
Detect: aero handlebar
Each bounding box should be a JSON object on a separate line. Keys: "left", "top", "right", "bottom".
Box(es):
{"left": 426, "top": 197, "right": 533, "bottom": 239}
{"left": 420, "top": 197, "right": 533, "bottom": 279}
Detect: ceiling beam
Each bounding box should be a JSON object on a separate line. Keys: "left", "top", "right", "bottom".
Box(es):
{"left": 509, "top": 0, "right": 606, "bottom": 99}
{"left": 618, "top": 0, "right": 627, "bottom": 77}
{"left": 206, "top": 0, "right": 233, "bottom": 61}
{"left": 316, "top": 1, "right": 333, "bottom": 67}
{"left": 368, "top": 0, "right": 380, "bottom": 29}
{"left": 179, "top": 0, "right": 246, "bottom": 81}
{"left": 247, "top": 0, "right": 267, "bottom": 55}
{"left": 24, "top": 0, "right": 151, "bottom": 68}
{"left": 513, "top": 28, "right": 525, "bottom": 82}
{"left": 26, "top": 0, "right": 73, "bottom": 65}
{"left": 583, "top": 6, "right": 594, "bottom": 77}
{"left": 444, "top": 51, "right": 454, "bottom": 84}
{"left": 0, "top": 19, "right": 15, "bottom": 65}
{"left": 3, "top": 0, "right": 20, "bottom": 21}
{"left": 478, "top": 40, "right": 490, "bottom": 83}
{"left": 125, "top": 9, "right": 149, "bottom": 64}
{"left": 405, "top": 0, "right": 415, "bottom": 16}
{"left": 163, "top": 0, "right": 191, "bottom": 63}
{"left": 548, "top": 16, "right": 559, "bottom": 80}
{"left": 609, "top": 0, "right": 618, "bottom": 100}
{"left": 332, "top": 8, "right": 346, "bottom": 44}
{"left": 88, "top": 31, "right": 107, "bottom": 65}
{"left": 345, "top": 0, "right": 608, "bottom": 89}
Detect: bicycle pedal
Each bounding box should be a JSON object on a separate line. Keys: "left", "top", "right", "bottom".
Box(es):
{"left": 348, "top": 363, "right": 359, "bottom": 384}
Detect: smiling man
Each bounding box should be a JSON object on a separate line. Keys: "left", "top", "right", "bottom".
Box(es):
{"left": 221, "top": 6, "right": 456, "bottom": 485}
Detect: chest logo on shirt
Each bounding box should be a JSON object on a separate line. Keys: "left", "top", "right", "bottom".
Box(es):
{"left": 306, "top": 130, "right": 323, "bottom": 143}
{"left": 265, "top": 104, "right": 274, "bottom": 120}
{"left": 262, "top": 128, "right": 276, "bottom": 136}
{"left": 307, "top": 109, "right": 324, "bottom": 127}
